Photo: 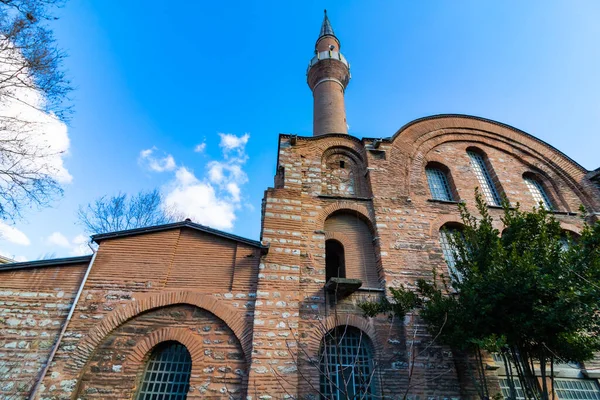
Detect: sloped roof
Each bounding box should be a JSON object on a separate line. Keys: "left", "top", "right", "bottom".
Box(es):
{"left": 0, "top": 255, "right": 93, "bottom": 272}
{"left": 91, "top": 220, "right": 267, "bottom": 252}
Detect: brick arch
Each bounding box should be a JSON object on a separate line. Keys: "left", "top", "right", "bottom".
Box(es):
{"left": 295, "top": 134, "right": 367, "bottom": 159}
{"left": 125, "top": 327, "right": 204, "bottom": 368}
{"left": 69, "top": 291, "right": 252, "bottom": 372}
{"left": 317, "top": 201, "right": 375, "bottom": 231}
{"left": 305, "top": 314, "right": 382, "bottom": 357}
{"left": 559, "top": 222, "right": 582, "bottom": 235}
{"left": 429, "top": 215, "right": 504, "bottom": 236}
{"left": 389, "top": 116, "right": 595, "bottom": 209}
{"left": 429, "top": 215, "right": 464, "bottom": 236}
{"left": 322, "top": 145, "right": 364, "bottom": 163}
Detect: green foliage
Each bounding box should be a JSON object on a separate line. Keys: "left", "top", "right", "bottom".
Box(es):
{"left": 364, "top": 189, "right": 600, "bottom": 400}
{"left": 358, "top": 284, "right": 421, "bottom": 319}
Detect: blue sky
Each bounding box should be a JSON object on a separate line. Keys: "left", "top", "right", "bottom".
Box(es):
{"left": 1, "top": 1, "right": 599, "bottom": 261}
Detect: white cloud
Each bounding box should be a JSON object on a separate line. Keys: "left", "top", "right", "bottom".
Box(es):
{"left": 161, "top": 133, "right": 251, "bottom": 230}
{"left": 46, "top": 231, "right": 70, "bottom": 248}
{"left": 139, "top": 147, "right": 177, "bottom": 172}
{"left": 0, "top": 221, "right": 30, "bottom": 246}
{"left": 70, "top": 234, "right": 92, "bottom": 256}
{"left": 194, "top": 142, "right": 206, "bottom": 153}
{"left": 219, "top": 133, "right": 249, "bottom": 154}
{"left": 164, "top": 168, "right": 237, "bottom": 229}
{"left": 44, "top": 231, "right": 91, "bottom": 256}
{"left": 0, "top": 44, "right": 72, "bottom": 187}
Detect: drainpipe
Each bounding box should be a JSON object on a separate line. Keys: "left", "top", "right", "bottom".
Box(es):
{"left": 28, "top": 244, "right": 98, "bottom": 400}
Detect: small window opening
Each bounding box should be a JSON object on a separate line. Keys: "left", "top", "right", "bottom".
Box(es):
{"left": 339, "top": 160, "right": 345, "bottom": 169}
{"left": 326, "top": 240, "right": 346, "bottom": 281}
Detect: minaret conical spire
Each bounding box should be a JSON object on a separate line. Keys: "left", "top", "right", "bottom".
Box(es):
{"left": 307, "top": 10, "right": 351, "bottom": 136}
{"left": 319, "top": 9, "right": 335, "bottom": 38}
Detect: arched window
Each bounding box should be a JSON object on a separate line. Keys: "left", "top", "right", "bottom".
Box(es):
{"left": 135, "top": 341, "right": 192, "bottom": 400}
{"left": 319, "top": 327, "right": 377, "bottom": 400}
{"left": 439, "top": 225, "right": 464, "bottom": 281}
{"left": 467, "top": 150, "right": 502, "bottom": 206}
{"left": 426, "top": 165, "right": 454, "bottom": 201}
{"left": 326, "top": 239, "right": 346, "bottom": 281}
{"left": 523, "top": 176, "right": 553, "bottom": 210}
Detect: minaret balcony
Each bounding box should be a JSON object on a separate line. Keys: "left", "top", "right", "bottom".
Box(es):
{"left": 307, "top": 50, "right": 349, "bottom": 72}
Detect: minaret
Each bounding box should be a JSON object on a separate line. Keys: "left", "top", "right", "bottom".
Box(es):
{"left": 307, "top": 10, "right": 351, "bottom": 136}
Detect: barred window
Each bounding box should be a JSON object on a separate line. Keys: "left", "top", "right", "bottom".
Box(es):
{"left": 499, "top": 378, "right": 525, "bottom": 400}
{"left": 439, "top": 227, "right": 464, "bottom": 281}
{"left": 468, "top": 151, "right": 502, "bottom": 206}
{"left": 135, "top": 341, "right": 191, "bottom": 400}
{"left": 320, "top": 327, "right": 377, "bottom": 400}
{"left": 523, "top": 177, "right": 553, "bottom": 210}
{"left": 426, "top": 167, "right": 454, "bottom": 201}
{"left": 555, "top": 379, "right": 600, "bottom": 400}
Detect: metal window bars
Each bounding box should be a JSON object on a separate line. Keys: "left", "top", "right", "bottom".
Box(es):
{"left": 555, "top": 379, "right": 600, "bottom": 400}
{"left": 523, "top": 177, "right": 553, "bottom": 210}
{"left": 319, "top": 328, "right": 376, "bottom": 400}
{"left": 439, "top": 228, "right": 464, "bottom": 282}
{"left": 468, "top": 151, "right": 502, "bottom": 206}
{"left": 426, "top": 167, "right": 454, "bottom": 201}
{"left": 498, "top": 378, "right": 600, "bottom": 400}
{"left": 135, "top": 341, "right": 192, "bottom": 400}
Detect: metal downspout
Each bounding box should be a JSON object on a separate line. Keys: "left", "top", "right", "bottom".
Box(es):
{"left": 28, "top": 245, "right": 98, "bottom": 399}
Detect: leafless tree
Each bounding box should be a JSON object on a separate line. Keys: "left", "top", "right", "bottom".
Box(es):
{"left": 78, "top": 189, "right": 183, "bottom": 235}
{"left": 0, "top": 0, "right": 72, "bottom": 220}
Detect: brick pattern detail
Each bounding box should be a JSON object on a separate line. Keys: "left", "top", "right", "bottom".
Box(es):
{"left": 324, "top": 212, "right": 380, "bottom": 287}
{"left": 68, "top": 290, "right": 252, "bottom": 372}
{"left": 0, "top": 263, "right": 87, "bottom": 398}
{"left": 74, "top": 304, "right": 246, "bottom": 399}
{"left": 0, "top": 116, "right": 598, "bottom": 400}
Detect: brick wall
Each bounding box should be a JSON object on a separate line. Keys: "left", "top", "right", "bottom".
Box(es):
{"left": 0, "top": 263, "right": 87, "bottom": 398}
{"left": 252, "top": 115, "right": 600, "bottom": 399}
{"left": 32, "top": 226, "right": 261, "bottom": 400}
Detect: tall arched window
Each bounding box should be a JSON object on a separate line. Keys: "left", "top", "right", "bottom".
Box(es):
{"left": 467, "top": 150, "right": 502, "bottom": 206}
{"left": 523, "top": 176, "right": 553, "bottom": 210}
{"left": 439, "top": 225, "right": 464, "bottom": 281}
{"left": 426, "top": 165, "right": 454, "bottom": 201}
{"left": 319, "top": 327, "right": 377, "bottom": 400}
{"left": 135, "top": 341, "right": 192, "bottom": 400}
{"left": 325, "top": 239, "right": 346, "bottom": 282}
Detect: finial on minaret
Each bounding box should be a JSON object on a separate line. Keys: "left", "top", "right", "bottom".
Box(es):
{"left": 307, "top": 10, "right": 351, "bottom": 136}
{"left": 319, "top": 9, "right": 335, "bottom": 38}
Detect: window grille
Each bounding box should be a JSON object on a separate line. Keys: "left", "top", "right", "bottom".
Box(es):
{"left": 499, "top": 378, "right": 526, "bottom": 400}
{"left": 468, "top": 151, "right": 501, "bottom": 206}
{"left": 135, "top": 341, "right": 192, "bottom": 400}
{"left": 320, "top": 327, "right": 376, "bottom": 400}
{"left": 426, "top": 167, "right": 454, "bottom": 201}
{"left": 523, "top": 177, "right": 553, "bottom": 210}
{"left": 498, "top": 378, "right": 600, "bottom": 400}
{"left": 439, "top": 228, "right": 464, "bottom": 281}
{"left": 555, "top": 379, "right": 600, "bottom": 400}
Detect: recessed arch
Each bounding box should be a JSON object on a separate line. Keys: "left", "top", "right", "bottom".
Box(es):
{"left": 317, "top": 201, "right": 375, "bottom": 233}
{"left": 68, "top": 291, "right": 252, "bottom": 372}
{"left": 125, "top": 327, "right": 204, "bottom": 369}
{"left": 322, "top": 146, "right": 368, "bottom": 197}
{"left": 325, "top": 239, "right": 346, "bottom": 281}
{"left": 305, "top": 314, "right": 382, "bottom": 356}
{"left": 387, "top": 115, "right": 594, "bottom": 210}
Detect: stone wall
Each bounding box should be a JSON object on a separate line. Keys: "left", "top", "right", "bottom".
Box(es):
{"left": 0, "top": 262, "right": 88, "bottom": 398}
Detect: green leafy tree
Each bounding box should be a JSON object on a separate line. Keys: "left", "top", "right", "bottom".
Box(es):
{"left": 361, "top": 191, "right": 600, "bottom": 400}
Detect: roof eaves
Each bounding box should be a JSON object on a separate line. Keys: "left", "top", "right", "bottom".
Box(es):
{"left": 91, "top": 221, "right": 267, "bottom": 252}
{"left": 0, "top": 255, "right": 93, "bottom": 272}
